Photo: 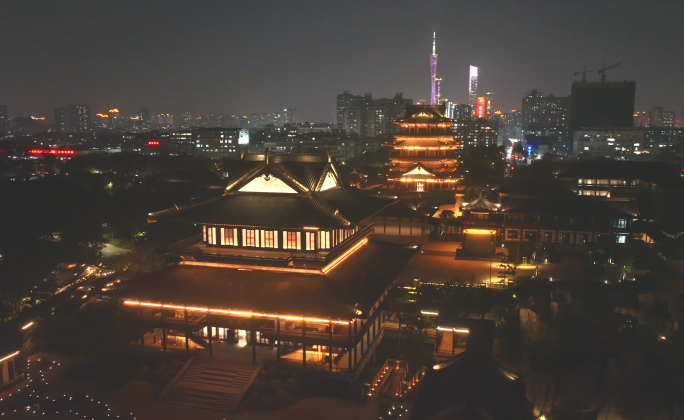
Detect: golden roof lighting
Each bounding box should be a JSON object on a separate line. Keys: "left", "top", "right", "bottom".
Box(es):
{"left": 0, "top": 351, "right": 19, "bottom": 363}
{"left": 463, "top": 229, "right": 497, "bottom": 234}
{"left": 108, "top": 109, "right": 120, "bottom": 113}
{"left": 321, "top": 238, "right": 368, "bottom": 274}
{"left": 124, "top": 300, "right": 351, "bottom": 325}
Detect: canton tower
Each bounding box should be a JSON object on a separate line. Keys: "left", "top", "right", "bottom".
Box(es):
{"left": 430, "top": 32, "right": 438, "bottom": 105}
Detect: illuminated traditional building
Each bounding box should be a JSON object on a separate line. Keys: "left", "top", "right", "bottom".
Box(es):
{"left": 386, "top": 104, "right": 460, "bottom": 192}
{"left": 111, "top": 152, "right": 418, "bottom": 376}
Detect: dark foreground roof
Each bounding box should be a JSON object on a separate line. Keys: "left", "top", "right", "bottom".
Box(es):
{"left": 552, "top": 160, "right": 681, "bottom": 188}
{"left": 410, "top": 352, "right": 533, "bottom": 420}
{"left": 500, "top": 195, "right": 640, "bottom": 217}
{"left": 150, "top": 193, "right": 352, "bottom": 229}
{"left": 111, "top": 240, "right": 418, "bottom": 319}
{"left": 150, "top": 153, "right": 397, "bottom": 229}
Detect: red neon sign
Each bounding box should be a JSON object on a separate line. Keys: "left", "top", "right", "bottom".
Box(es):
{"left": 477, "top": 97, "right": 485, "bottom": 119}
{"left": 29, "top": 149, "right": 74, "bottom": 155}
{"left": 148, "top": 141, "right": 160, "bottom": 146}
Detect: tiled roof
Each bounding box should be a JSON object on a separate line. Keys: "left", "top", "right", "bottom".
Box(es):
{"left": 150, "top": 154, "right": 396, "bottom": 228}
{"left": 500, "top": 196, "right": 640, "bottom": 217}
{"left": 151, "top": 193, "right": 351, "bottom": 229}
{"left": 275, "top": 161, "right": 328, "bottom": 191}
{"left": 111, "top": 240, "right": 418, "bottom": 319}
{"left": 318, "top": 189, "right": 397, "bottom": 223}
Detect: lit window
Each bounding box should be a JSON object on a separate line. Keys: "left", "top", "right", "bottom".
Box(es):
{"left": 243, "top": 229, "right": 257, "bottom": 247}
{"left": 318, "top": 231, "right": 331, "bottom": 249}
{"left": 305, "top": 232, "right": 316, "bottom": 250}
{"left": 207, "top": 227, "right": 216, "bottom": 245}
{"left": 262, "top": 230, "right": 276, "bottom": 248}
{"left": 283, "top": 231, "right": 300, "bottom": 250}
{"left": 222, "top": 228, "right": 237, "bottom": 245}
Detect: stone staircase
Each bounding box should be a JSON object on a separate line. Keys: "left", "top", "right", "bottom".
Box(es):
{"left": 162, "top": 360, "right": 260, "bottom": 412}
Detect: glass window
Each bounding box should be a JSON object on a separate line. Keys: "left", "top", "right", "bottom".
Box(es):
{"left": 597, "top": 179, "right": 609, "bottom": 185}
{"left": 222, "top": 228, "right": 236, "bottom": 245}
{"left": 243, "top": 230, "right": 256, "bottom": 247}
{"left": 207, "top": 227, "right": 216, "bottom": 245}
{"left": 524, "top": 231, "right": 539, "bottom": 240}
{"left": 613, "top": 219, "right": 627, "bottom": 229}
{"left": 507, "top": 230, "right": 519, "bottom": 239}
{"left": 305, "top": 232, "right": 316, "bottom": 251}
{"left": 263, "top": 230, "right": 275, "bottom": 248}
{"left": 616, "top": 235, "right": 627, "bottom": 244}
{"left": 284, "top": 231, "right": 299, "bottom": 250}
{"left": 318, "top": 231, "right": 330, "bottom": 249}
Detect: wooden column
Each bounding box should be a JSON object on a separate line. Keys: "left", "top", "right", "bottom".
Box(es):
{"left": 208, "top": 314, "right": 213, "bottom": 359}
{"left": 139, "top": 307, "right": 144, "bottom": 348}
{"left": 184, "top": 309, "right": 189, "bottom": 353}
{"left": 348, "top": 322, "right": 353, "bottom": 372}
{"left": 276, "top": 317, "right": 281, "bottom": 364}
{"left": 251, "top": 315, "right": 257, "bottom": 364}
{"left": 328, "top": 319, "right": 333, "bottom": 371}
{"left": 161, "top": 310, "right": 167, "bottom": 352}
{"left": 302, "top": 319, "right": 306, "bottom": 368}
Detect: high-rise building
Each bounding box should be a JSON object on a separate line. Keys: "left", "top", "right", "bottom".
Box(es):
{"left": 569, "top": 81, "right": 636, "bottom": 130}
{"left": 453, "top": 119, "right": 498, "bottom": 148}
{"left": 0, "top": 105, "right": 7, "bottom": 134}
{"left": 336, "top": 91, "right": 411, "bottom": 137}
{"left": 154, "top": 114, "right": 174, "bottom": 128}
{"left": 634, "top": 111, "right": 650, "bottom": 127}
{"left": 522, "top": 90, "right": 571, "bottom": 154}
{"left": 139, "top": 107, "right": 150, "bottom": 122}
{"left": 522, "top": 90, "right": 570, "bottom": 130}
{"left": 179, "top": 112, "right": 193, "bottom": 129}
{"left": 430, "top": 33, "right": 438, "bottom": 105}
{"left": 468, "top": 66, "right": 478, "bottom": 108}
{"left": 284, "top": 107, "right": 297, "bottom": 125}
{"left": 476, "top": 97, "right": 486, "bottom": 119}
{"left": 662, "top": 111, "right": 675, "bottom": 128}
{"left": 54, "top": 104, "right": 92, "bottom": 133}
{"left": 451, "top": 104, "right": 472, "bottom": 122}
{"left": 484, "top": 92, "right": 495, "bottom": 119}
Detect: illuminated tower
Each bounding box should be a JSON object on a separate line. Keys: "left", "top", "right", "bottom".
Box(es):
{"left": 430, "top": 32, "right": 438, "bottom": 105}
{"left": 469, "top": 66, "right": 478, "bottom": 108}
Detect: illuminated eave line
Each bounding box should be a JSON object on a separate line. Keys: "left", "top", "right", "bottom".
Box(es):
{"left": 124, "top": 300, "right": 351, "bottom": 325}
{"left": 321, "top": 238, "right": 368, "bottom": 274}
{"left": 437, "top": 327, "right": 470, "bottom": 333}
{"left": 0, "top": 351, "right": 19, "bottom": 363}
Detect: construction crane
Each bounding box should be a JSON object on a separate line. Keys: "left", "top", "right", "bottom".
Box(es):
{"left": 598, "top": 62, "right": 621, "bottom": 82}
{"left": 574, "top": 65, "right": 594, "bottom": 82}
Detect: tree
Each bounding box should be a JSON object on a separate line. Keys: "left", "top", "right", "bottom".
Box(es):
{"left": 32, "top": 300, "right": 136, "bottom": 357}
{"left": 115, "top": 247, "right": 168, "bottom": 280}
{"left": 438, "top": 210, "right": 455, "bottom": 235}
{"left": 398, "top": 314, "right": 435, "bottom": 364}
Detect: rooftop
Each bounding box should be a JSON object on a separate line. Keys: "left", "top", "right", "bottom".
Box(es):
{"left": 110, "top": 239, "right": 419, "bottom": 319}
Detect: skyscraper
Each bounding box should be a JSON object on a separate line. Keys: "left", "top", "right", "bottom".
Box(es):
{"left": 430, "top": 33, "right": 438, "bottom": 105}
{"left": 484, "top": 92, "right": 495, "bottom": 118}
{"left": 469, "top": 66, "right": 478, "bottom": 109}
{"left": 0, "top": 105, "right": 7, "bottom": 134}
{"left": 54, "top": 104, "right": 92, "bottom": 133}
{"left": 336, "top": 91, "right": 412, "bottom": 137}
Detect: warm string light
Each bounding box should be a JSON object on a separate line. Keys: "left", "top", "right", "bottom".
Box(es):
{"left": 124, "top": 300, "right": 351, "bottom": 325}
{"left": 0, "top": 359, "right": 136, "bottom": 419}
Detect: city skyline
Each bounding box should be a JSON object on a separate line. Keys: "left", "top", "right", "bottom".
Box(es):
{"left": 1, "top": 1, "right": 683, "bottom": 122}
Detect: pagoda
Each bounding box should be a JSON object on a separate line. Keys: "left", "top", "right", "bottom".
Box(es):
{"left": 386, "top": 104, "right": 461, "bottom": 192}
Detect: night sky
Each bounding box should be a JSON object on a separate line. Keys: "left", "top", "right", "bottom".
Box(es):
{"left": 1, "top": 0, "right": 683, "bottom": 122}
